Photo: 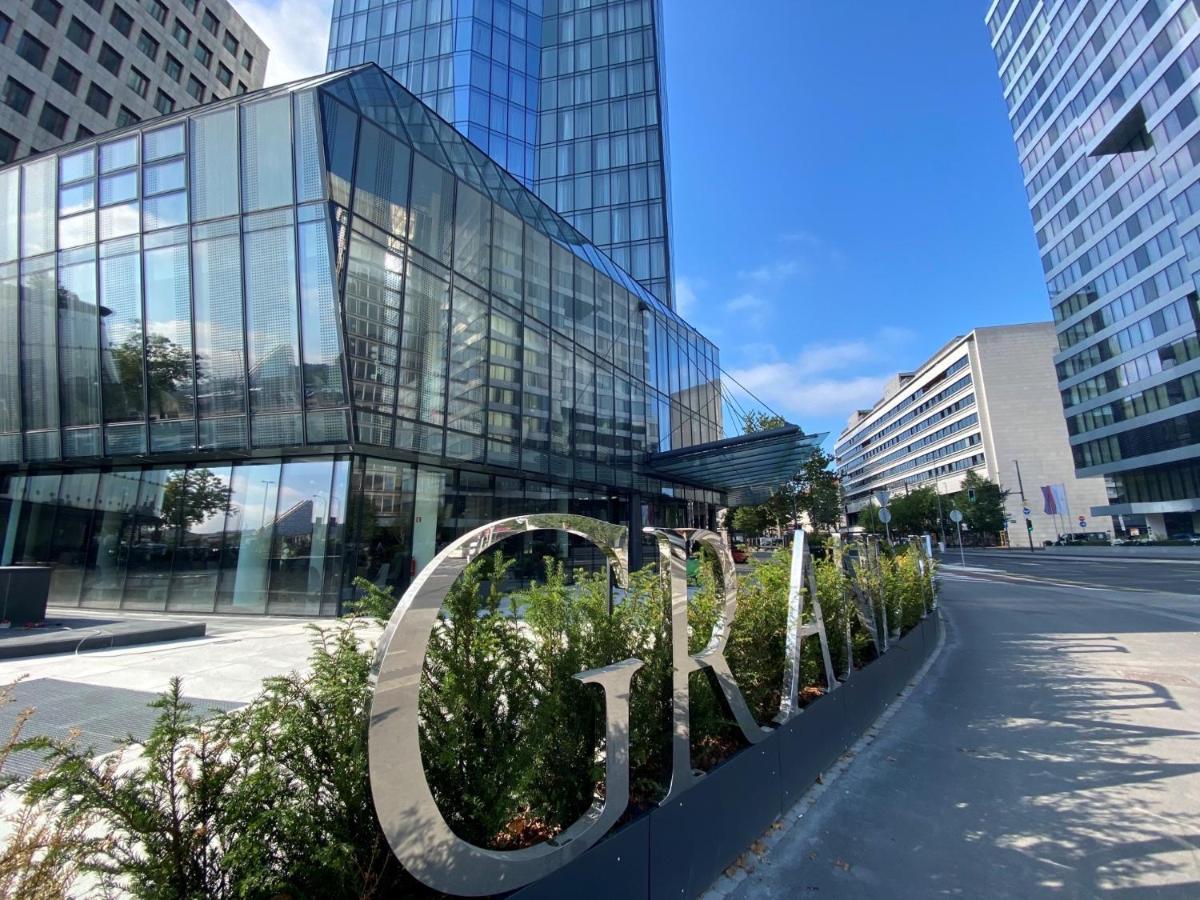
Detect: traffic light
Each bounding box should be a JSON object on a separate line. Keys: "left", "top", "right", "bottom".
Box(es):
{"left": 1025, "top": 518, "right": 1034, "bottom": 533}
{"left": 968, "top": 488, "right": 976, "bottom": 502}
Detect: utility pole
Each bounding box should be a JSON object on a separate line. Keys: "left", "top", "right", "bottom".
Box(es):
{"left": 1013, "top": 459, "right": 1034, "bottom": 553}
{"left": 934, "top": 479, "right": 947, "bottom": 549}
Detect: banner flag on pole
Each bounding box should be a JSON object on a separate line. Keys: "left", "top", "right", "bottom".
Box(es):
{"left": 1041, "top": 484, "right": 1057, "bottom": 515}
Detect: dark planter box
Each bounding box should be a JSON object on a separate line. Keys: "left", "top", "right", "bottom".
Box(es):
{"left": 0, "top": 566, "right": 51, "bottom": 625}
{"left": 648, "top": 740, "right": 782, "bottom": 900}
{"left": 506, "top": 817, "right": 649, "bottom": 900}
{"left": 776, "top": 688, "right": 851, "bottom": 807}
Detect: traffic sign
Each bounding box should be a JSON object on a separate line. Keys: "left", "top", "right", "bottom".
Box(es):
{"left": 878, "top": 508, "right": 892, "bottom": 524}
{"left": 1078, "top": 516, "right": 1087, "bottom": 528}
{"left": 1022, "top": 506, "right": 1031, "bottom": 517}
{"left": 949, "top": 509, "right": 963, "bottom": 523}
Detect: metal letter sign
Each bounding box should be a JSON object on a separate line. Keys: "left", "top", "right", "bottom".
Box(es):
{"left": 368, "top": 515, "right": 835, "bottom": 896}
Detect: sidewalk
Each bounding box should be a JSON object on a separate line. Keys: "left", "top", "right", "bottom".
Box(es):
{"left": 724, "top": 571, "right": 1200, "bottom": 897}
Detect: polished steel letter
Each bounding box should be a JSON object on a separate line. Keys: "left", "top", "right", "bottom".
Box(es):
{"left": 368, "top": 514, "right": 637, "bottom": 897}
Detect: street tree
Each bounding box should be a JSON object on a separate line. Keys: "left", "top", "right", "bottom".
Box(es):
{"left": 951, "top": 471, "right": 1009, "bottom": 541}
{"left": 793, "top": 449, "right": 842, "bottom": 533}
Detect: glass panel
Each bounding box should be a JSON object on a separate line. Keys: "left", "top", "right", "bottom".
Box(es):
{"left": 47, "top": 471, "right": 99, "bottom": 606}
{"left": 350, "top": 457, "right": 415, "bottom": 597}
{"left": 353, "top": 119, "right": 411, "bottom": 236}
{"left": 215, "top": 459, "right": 280, "bottom": 614}
{"left": 266, "top": 457, "right": 333, "bottom": 615}
{"left": 345, "top": 232, "right": 400, "bottom": 445}
{"left": 99, "top": 245, "right": 144, "bottom": 425}
{"left": 551, "top": 335, "right": 573, "bottom": 478}
{"left": 60, "top": 149, "right": 95, "bottom": 184}
{"left": 0, "top": 170, "right": 18, "bottom": 263}
{"left": 122, "top": 466, "right": 185, "bottom": 610}
{"left": 408, "top": 152, "right": 453, "bottom": 264}
{"left": 241, "top": 96, "right": 294, "bottom": 212}
{"left": 396, "top": 258, "right": 448, "bottom": 436}
{"left": 299, "top": 218, "right": 347, "bottom": 411}
{"left": 78, "top": 469, "right": 140, "bottom": 607}
{"left": 166, "top": 464, "right": 231, "bottom": 611}
{"left": 144, "top": 242, "right": 195, "bottom": 450}
{"left": 550, "top": 242, "right": 573, "bottom": 337}
{"left": 294, "top": 91, "right": 324, "bottom": 204}
{"left": 100, "top": 135, "right": 138, "bottom": 173}
{"left": 453, "top": 182, "right": 490, "bottom": 288}
{"left": 20, "top": 257, "right": 59, "bottom": 431}
{"left": 21, "top": 159, "right": 56, "bottom": 258}
{"left": 58, "top": 254, "right": 100, "bottom": 427}
{"left": 446, "top": 282, "right": 487, "bottom": 445}
{"left": 487, "top": 306, "right": 520, "bottom": 468}
{"left": 144, "top": 123, "right": 184, "bottom": 161}
{"left": 190, "top": 108, "right": 239, "bottom": 221}
{"left": 574, "top": 351, "right": 597, "bottom": 476}
{"left": 244, "top": 222, "right": 302, "bottom": 426}
{"left": 523, "top": 227, "right": 550, "bottom": 323}
{"left": 0, "top": 267, "right": 19, "bottom": 455}
{"left": 492, "top": 206, "right": 522, "bottom": 308}
{"left": 193, "top": 229, "right": 246, "bottom": 435}
{"left": 320, "top": 94, "right": 356, "bottom": 208}
{"left": 12, "top": 474, "right": 60, "bottom": 564}
{"left": 521, "top": 320, "right": 550, "bottom": 473}
{"left": 574, "top": 260, "right": 595, "bottom": 354}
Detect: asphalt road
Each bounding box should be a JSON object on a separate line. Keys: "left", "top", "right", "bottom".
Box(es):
{"left": 730, "top": 563, "right": 1200, "bottom": 898}
{"left": 947, "top": 548, "right": 1200, "bottom": 595}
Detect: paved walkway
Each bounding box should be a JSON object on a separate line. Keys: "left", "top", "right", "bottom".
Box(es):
{"left": 730, "top": 571, "right": 1200, "bottom": 897}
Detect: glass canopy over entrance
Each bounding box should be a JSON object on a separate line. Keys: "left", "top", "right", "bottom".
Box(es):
{"left": 643, "top": 425, "right": 827, "bottom": 506}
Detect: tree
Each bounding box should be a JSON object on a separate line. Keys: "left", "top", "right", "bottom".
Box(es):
{"left": 728, "top": 411, "right": 800, "bottom": 536}
{"left": 793, "top": 449, "right": 842, "bottom": 533}
{"left": 161, "top": 468, "right": 230, "bottom": 530}
{"left": 951, "top": 471, "right": 1009, "bottom": 541}
{"left": 742, "top": 410, "right": 788, "bottom": 434}
{"left": 887, "top": 487, "right": 942, "bottom": 535}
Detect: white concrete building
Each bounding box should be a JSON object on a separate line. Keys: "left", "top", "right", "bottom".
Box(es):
{"left": 835, "top": 323, "right": 1112, "bottom": 547}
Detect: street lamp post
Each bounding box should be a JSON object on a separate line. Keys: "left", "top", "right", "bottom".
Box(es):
{"left": 1013, "top": 459, "right": 1035, "bottom": 553}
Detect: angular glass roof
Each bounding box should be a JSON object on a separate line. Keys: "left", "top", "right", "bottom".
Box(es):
{"left": 319, "top": 65, "right": 688, "bottom": 330}
{"left": 644, "top": 426, "right": 828, "bottom": 506}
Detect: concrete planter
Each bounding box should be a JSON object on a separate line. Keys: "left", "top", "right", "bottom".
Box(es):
{"left": 507, "top": 613, "right": 942, "bottom": 900}
{"left": 0, "top": 566, "right": 51, "bottom": 624}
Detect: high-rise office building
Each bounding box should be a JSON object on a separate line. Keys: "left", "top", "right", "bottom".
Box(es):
{"left": 0, "top": 0, "right": 268, "bottom": 165}
{"left": 988, "top": 0, "right": 1200, "bottom": 538}
{"left": 0, "top": 66, "right": 769, "bottom": 616}
{"left": 325, "top": 0, "right": 675, "bottom": 308}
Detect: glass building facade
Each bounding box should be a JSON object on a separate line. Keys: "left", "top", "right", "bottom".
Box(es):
{"left": 325, "top": 0, "right": 676, "bottom": 309}
{"left": 989, "top": 0, "right": 1200, "bottom": 528}
{"left": 0, "top": 66, "right": 721, "bottom": 615}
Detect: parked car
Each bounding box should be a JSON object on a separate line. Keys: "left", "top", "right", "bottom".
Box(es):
{"left": 731, "top": 545, "right": 751, "bottom": 564}
{"left": 1169, "top": 532, "right": 1200, "bottom": 544}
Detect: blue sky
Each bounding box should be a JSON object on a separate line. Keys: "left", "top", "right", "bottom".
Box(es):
{"left": 662, "top": 0, "right": 1048, "bottom": 444}
{"left": 248, "top": 0, "right": 1048, "bottom": 447}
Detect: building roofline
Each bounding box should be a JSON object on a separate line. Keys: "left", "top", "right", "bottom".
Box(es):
{"left": 835, "top": 320, "right": 1054, "bottom": 441}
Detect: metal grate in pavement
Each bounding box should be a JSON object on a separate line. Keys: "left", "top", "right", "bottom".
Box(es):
{"left": 0, "top": 678, "right": 243, "bottom": 781}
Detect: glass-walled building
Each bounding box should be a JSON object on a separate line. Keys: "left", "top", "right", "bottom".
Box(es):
{"left": 0, "top": 64, "right": 721, "bottom": 615}
{"left": 325, "top": 0, "right": 676, "bottom": 309}
{"left": 987, "top": 0, "right": 1200, "bottom": 535}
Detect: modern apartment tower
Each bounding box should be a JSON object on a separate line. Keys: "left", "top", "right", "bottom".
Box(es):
{"left": 0, "top": 0, "right": 268, "bottom": 165}
{"left": 836, "top": 324, "right": 1111, "bottom": 547}
{"left": 326, "top": 0, "right": 676, "bottom": 309}
{"left": 0, "top": 66, "right": 763, "bottom": 616}
{"left": 988, "top": 0, "right": 1200, "bottom": 537}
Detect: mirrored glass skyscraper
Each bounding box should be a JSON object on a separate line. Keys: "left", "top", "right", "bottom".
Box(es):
{"left": 988, "top": 0, "right": 1200, "bottom": 537}
{"left": 325, "top": 0, "right": 675, "bottom": 308}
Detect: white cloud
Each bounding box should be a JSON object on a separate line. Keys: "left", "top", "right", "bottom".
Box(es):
{"left": 674, "top": 275, "right": 701, "bottom": 318}
{"left": 238, "top": 0, "right": 334, "bottom": 87}
{"left": 727, "top": 365, "right": 892, "bottom": 419}
{"left": 726, "top": 292, "right": 767, "bottom": 313}
{"left": 723, "top": 327, "right": 916, "bottom": 426}
{"left": 741, "top": 260, "right": 803, "bottom": 284}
